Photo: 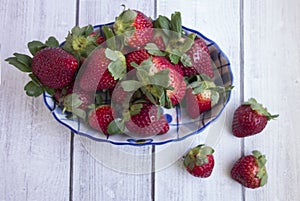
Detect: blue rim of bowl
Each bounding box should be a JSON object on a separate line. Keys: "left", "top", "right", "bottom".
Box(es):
{"left": 43, "top": 22, "right": 234, "bottom": 146}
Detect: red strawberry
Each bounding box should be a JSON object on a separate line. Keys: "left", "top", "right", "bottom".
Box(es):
{"left": 32, "top": 47, "right": 78, "bottom": 89}
{"left": 152, "top": 56, "right": 186, "bottom": 106}
{"left": 88, "top": 105, "right": 115, "bottom": 135}
{"left": 114, "top": 9, "right": 153, "bottom": 48}
{"left": 126, "top": 49, "right": 150, "bottom": 72}
{"left": 231, "top": 150, "right": 268, "bottom": 189}
{"left": 232, "top": 98, "right": 279, "bottom": 137}
{"left": 125, "top": 102, "right": 169, "bottom": 137}
{"left": 175, "top": 62, "right": 197, "bottom": 77}
{"left": 152, "top": 34, "right": 165, "bottom": 50}
{"left": 183, "top": 145, "right": 215, "bottom": 178}
{"left": 110, "top": 86, "right": 128, "bottom": 104}
{"left": 89, "top": 32, "right": 105, "bottom": 45}
{"left": 185, "top": 38, "right": 214, "bottom": 78}
{"left": 185, "top": 78, "right": 222, "bottom": 118}
{"left": 79, "top": 48, "right": 126, "bottom": 91}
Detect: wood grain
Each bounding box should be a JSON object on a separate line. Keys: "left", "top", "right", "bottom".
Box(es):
{"left": 0, "top": 0, "right": 76, "bottom": 200}
{"left": 154, "top": 1, "right": 243, "bottom": 200}
{"left": 71, "top": 1, "right": 155, "bottom": 201}
{"left": 243, "top": 0, "right": 300, "bottom": 200}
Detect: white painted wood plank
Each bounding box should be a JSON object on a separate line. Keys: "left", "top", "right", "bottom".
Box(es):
{"left": 0, "top": 0, "right": 76, "bottom": 200}
{"left": 244, "top": 0, "right": 300, "bottom": 200}
{"left": 155, "top": 1, "right": 243, "bottom": 200}
{"left": 72, "top": 1, "right": 155, "bottom": 201}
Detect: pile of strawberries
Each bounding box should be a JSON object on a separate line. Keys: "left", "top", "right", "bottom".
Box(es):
{"left": 6, "top": 8, "right": 229, "bottom": 137}
{"left": 6, "top": 7, "right": 278, "bottom": 189}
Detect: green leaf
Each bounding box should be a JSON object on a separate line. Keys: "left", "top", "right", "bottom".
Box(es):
{"left": 5, "top": 57, "right": 31, "bottom": 72}
{"left": 260, "top": 172, "right": 268, "bottom": 187}
{"left": 121, "top": 80, "right": 143, "bottom": 92}
{"left": 145, "top": 43, "right": 167, "bottom": 56}
{"left": 210, "top": 90, "right": 220, "bottom": 106}
{"left": 169, "top": 53, "right": 181, "bottom": 64}
{"left": 28, "top": 73, "right": 41, "bottom": 86}
{"left": 151, "top": 69, "right": 170, "bottom": 87}
{"left": 180, "top": 53, "right": 192, "bottom": 67}
{"left": 28, "top": 41, "right": 46, "bottom": 56}
{"left": 71, "top": 108, "right": 86, "bottom": 120}
{"left": 154, "top": 15, "right": 171, "bottom": 30}
{"left": 170, "top": 12, "right": 182, "bottom": 39}
{"left": 24, "top": 81, "right": 43, "bottom": 97}
{"left": 107, "top": 118, "right": 125, "bottom": 134}
{"left": 43, "top": 87, "right": 55, "bottom": 96}
{"left": 130, "top": 103, "right": 143, "bottom": 116}
{"left": 105, "top": 48, "right": 119, "bottom": 61}
{"left": 45, "top": 36, "right": 59, "bottom": 47}
{"left": 108, "top": 59, "right": 126, "bottom": 80}
{"left": 13, "top": 53, "right": 32, "bottom": 68}
{"left": 102, "top": 26, "right": 116, "bottom": 50}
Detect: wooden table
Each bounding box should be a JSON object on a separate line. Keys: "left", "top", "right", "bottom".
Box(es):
{"left": 1, "top": 0, "right": 299, "bottom": 200}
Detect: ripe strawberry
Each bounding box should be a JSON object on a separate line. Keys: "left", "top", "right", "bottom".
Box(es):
{"left": 110, "top": 86, "right": 128, "bottom": 104}
{"left": 114, "top": 9, "right": 153, "bottom": 48}
{"left": 32, "top": 47, "right": 78, "bottom": 89}
{"left": 185, "top": 38, "right": 214, "bottom": 78}
{"left": 152, "top": 34, "right": 165, "bottom": 50}
{"left": 183, "top": 145, "right": 215, "bottom": 178}
{"left": 232, "top": 98, "right": 279, "bottom": 137}
{"left": 185, "top": 77, "right": 223, "bottom": 118}
{"left": 89, "top": 32, "right": 106, "bottom": 45}
{"left": 231, "top": 150, "right": 268, "bottom": 189}
{"left": 152, "top": 56, "right": 186, "bottom": 106}
{"left": 88, "top": 105, "right": 115, "bottom": 135}
{"left": 125, "top": 102, "right": 169, "bottom": 137}
{"left": 79, "top": 48, "right": 126, "bottom": 91}
{"left": 126, "top": 49, "right": 150, "bottom": 72}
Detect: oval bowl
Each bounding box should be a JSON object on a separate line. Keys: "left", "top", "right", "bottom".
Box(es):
{"left": 43, "top": 23, "right": 233, "bottom": 146}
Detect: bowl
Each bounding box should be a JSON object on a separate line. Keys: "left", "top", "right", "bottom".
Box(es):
{"left": 43, "top": 23, "right": 233, "bottom": 146}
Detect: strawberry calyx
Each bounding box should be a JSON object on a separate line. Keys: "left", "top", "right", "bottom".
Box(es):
{"left": 113, "top": 8, "right": 137, "bottom": 36}
{"left": 252, "top": 150, "right": 268, "bottom": 187}
{"left": 243, "top": 98, "right": 279, "bottom": 120}
{"left": 62, "top": 25, "right": 99, "bottom": 60}
{"left": 62, "top": 93, "right": 86, "bottom": 120}
{"left": 153, "top": 12, "right": 195, "bottom": 67}
{"left": 184, "top": 144, "right": 214, "bottom": 170}
{"left": 120, "top": 57, "right": 173, "bottom": 108}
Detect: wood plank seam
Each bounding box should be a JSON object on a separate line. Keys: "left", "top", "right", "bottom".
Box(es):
{"left": 239, "top": 0, "right": 246, "bottom": 200}
{"left": 151, "top": 2, "right": 157, "bottom": 200}
{"left": 69, "top": 1, "right": 81, "bottom": 201}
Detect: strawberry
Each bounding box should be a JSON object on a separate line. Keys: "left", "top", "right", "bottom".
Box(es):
{"left": 152, "top": 34, "right": 165, "bottom": 50}
{"left": 183, "top": 145, "right": 215, "bottom": 178}
{"left": 110, "top": 86, "right": 128, "bottom": 104}
{"left": 78, "top": 48, "right": 126, "bottom": 91}
{"left": 88, "top": 105, "right": 115, "bottom": 135}
{"left": 32, "top": 47, "right": 78, "bottom": 89}
{"left": 89, "top": 32, "right": 106, "bottom": 45}
{"left": 151, "top": 56, "right": 186, "bottom": 106}
{"left": 232, "top": 98, "right": 279, "bottom": 137}
{"left": 185, "top": 76, "right": 225, "bottom": 118}
{"left": 231, "top": 150, "right": 268, "bottom": 189}
{"left": 185, "top": 38, "right": 214, "bottom": 78}
{"left": 126, "top": 49, "right": 150, "bottom": 72}
{"left": 114, "top": 8, "right": 153, "bottom": 48}
{"left": 125, "top": 102, "right": 169, "bottom": 137}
